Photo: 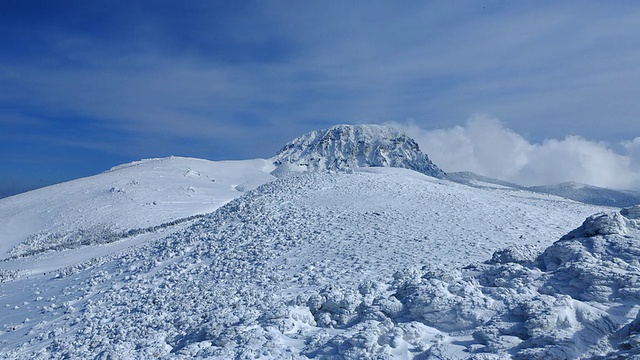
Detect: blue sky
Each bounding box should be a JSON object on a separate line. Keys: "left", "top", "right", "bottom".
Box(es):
{"left": 2, "top": 1, "right": 640, "bottom": 197}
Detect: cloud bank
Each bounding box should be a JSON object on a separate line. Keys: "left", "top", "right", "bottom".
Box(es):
{"left": 389, "top": 115, "right": 640, "bottom": 190}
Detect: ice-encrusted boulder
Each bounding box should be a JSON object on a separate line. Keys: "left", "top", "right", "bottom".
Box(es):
{"left": 622, "top": 205, "right": 640, "bottom": 220}
{"left": 273, "top": 206, "right": 640, "bottom": 358}
{"left": 539, "top": 206, "right": 640, "bottom": 303}
{"left": 272, "top": 124, "right": 446, "bottom": 178}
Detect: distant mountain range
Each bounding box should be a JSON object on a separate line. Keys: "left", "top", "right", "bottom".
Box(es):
{"left": 448, "top": 171, "right": 640, "bottom": 208}
{"left": 3, "top": 124, "right": 637, "bottom": 209}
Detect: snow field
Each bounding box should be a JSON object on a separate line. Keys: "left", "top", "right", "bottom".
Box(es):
{"left": 0, "top": 156, "right": 275, "bottom": 264}
{"left": 0, "top": 169, "right": 613, "bottom": 359}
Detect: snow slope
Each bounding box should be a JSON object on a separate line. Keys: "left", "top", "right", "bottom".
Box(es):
{"left": 447, "top": 171, "right": 524, "bottom": 190}
{"left": 0, "top": 156, "right": 275, "bottom": 264}
{"left": 273, "top": 124, "right": 446, "bottom": 178}
{"left": 3, "top": 124, "right": 639, "bottom": 359}
{"left": 0, "top": 168, "right": 612, "bottom": 359}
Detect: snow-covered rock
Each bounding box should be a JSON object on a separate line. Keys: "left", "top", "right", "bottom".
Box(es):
{"left": 621, "top": 205, "right": 640, "bottom": 220}
{"left": 282, "top": 205, "right": 640, "bottom": 358}
{"left": 272, "top": 124, "right": 446, "bottom": 178}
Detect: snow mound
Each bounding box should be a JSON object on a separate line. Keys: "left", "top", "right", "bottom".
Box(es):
{"left": 278, "top": 205, "right": 640, "bottom": 358}
{"left": 272, "top": 124, "right": 446, "bottom": 178}
{"left": 0, "top": 156, "right": 275, "bottom": 266}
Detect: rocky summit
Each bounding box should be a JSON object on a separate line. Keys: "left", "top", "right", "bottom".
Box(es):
{"left": 272, "top": 124, "right": 446, "bottom": 178}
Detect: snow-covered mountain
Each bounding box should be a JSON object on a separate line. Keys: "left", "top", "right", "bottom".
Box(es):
{"left": 0, "top": 167, "right": 608, "bottom": 359}
{"left": 449, "top": 171, "right": 640, "bottom": 208}
{"left": 529, "top": 181, "right": 640, "bottom": 207}
{"left": 2, "top": 124, "right": 640, "bottom": 359}
{"left": 0, "top": 156, "right": 275, "bottom": 271}
{"left": 272, "top": 124, "right": 446, "bottom": 178}
{"left": 447, "top": 171, "right": 524, "bottom": 190}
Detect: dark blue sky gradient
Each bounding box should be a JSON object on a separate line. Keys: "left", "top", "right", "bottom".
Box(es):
{"left": 2, "top": 1, "right": 640, "bottom": 197}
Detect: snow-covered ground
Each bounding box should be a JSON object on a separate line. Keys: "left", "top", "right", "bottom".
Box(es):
{"left": 0, "top": 156, "right": 275, "bottom": 269}
{"left": 0, "top": 166, "right": 615, "bottom": 359}
{"left": 1, "top": 124, "right": 639, "bottom": 359}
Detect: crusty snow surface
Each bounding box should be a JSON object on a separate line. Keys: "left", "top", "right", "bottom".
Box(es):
{"left": 4, "top": 160, "right": 637, "bottom": 359}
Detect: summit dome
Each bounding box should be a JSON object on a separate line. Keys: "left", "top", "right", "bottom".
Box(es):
{"left": 272, "top": 124, "right": 445, "bottom": 178}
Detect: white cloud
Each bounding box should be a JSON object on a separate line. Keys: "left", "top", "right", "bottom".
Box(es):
{"left": 624, "top": 138, "right": 640, "bottom": 167}
{"left": 389, "top": 115, "right": 640, "bottom": 190}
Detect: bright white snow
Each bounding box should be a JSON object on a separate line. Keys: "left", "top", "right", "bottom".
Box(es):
{"left": 0, "top": 156, "right": 275, "bottom": 267}
{"left": 1, "top": 124, "right": 638, "bottom": 359}
{"left": 0, "top": 167, "right": 616, "bottom": 359}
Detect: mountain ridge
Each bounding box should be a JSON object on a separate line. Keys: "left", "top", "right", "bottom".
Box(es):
{"left": 448, "top": 171, "right": 640, "bottom": 207}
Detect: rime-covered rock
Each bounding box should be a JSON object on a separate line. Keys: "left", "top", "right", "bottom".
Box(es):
{"left": 272, "top": 124, "right": 446, "bottom": 178}
{"left": 289, "top": 205, "right": 640, "bottom": 358}
{"left": 539, "top": 207, "right": 640, "bottom": 303}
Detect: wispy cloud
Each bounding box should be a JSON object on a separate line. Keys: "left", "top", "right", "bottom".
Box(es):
{"left": 390, "top": 115, "right": 640, "bottom": 190}
{"left": 2, "top": 1, "right": 640, "bottom": 194}
{"left": 3, "top": 2, "right": 640, "bottom": 147}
